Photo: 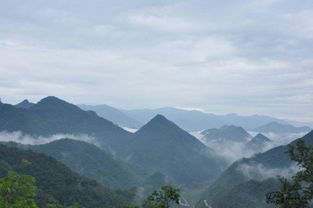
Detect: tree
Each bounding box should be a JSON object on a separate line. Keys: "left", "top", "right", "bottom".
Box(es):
{"left": 266, "top": 139, "right": 313, "bottom": 208}
{"left": 0, "top": 171, "right": 38, "bottom": 208}
{"left": 143, "top": 185, "right": 180, "bottom": 208}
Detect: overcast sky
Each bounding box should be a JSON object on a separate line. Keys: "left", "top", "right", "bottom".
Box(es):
{"left": 0, "top": 0, "right": 312, "bottom": 121}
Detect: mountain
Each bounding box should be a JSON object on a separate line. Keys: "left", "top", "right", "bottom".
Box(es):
{"left": 245, "top": 133, "right": 272, "bottom": 152}
{"left": 28, "top": 138, "right": 139, "bottom": 189}
{"left": 0, "top": 144, "right": 135, "bottom": 208}
{"left": 201, "top": 125, "right": 252, "bottom": 143}
{"left": 198, "top": 130, "right": 313, "bottom": 208}
{"left": 120, "top": 114, "right": 227, "bottom": 185}
{"left": 0, "top": 96, "right": 133, "bottom": 153}
{"left": 255, "top": 121, "right": 311, "bottom": 134}
{"left": 217, "top": 113, "right": 291, "bottom": 130}
{"left": 123, "top": 107, "right": 223, "bottom": 131}
{"left": 78, "top": 104, "right": 142, "bottom": 128}
{"left": 15, "top": 99, "right": 35, "bottom": 109}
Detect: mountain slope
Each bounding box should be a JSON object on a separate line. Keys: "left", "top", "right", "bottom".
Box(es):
{"left": 0, "top": 96, "right": 133, "bottom": 153}
{"left": 121, "top": 115, "right": 226, "bottom": 185}
{"left": 0, "top": 144, "right": 135, "bottom": 208}
{"left": 29, "top": 138, "right": 139, "bottom": 189}
{"left": 201, "top": 125, "right": 251, "bottom": 143}
{"left": 198, "top": 130, "right": 313, "bottom": 208}
{"left": 78, "top": 104, "right": 142, "bottom": 128}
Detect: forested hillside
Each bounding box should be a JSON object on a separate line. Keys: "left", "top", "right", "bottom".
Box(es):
{"left": 0, "top": 144, "right": 136, "bottom": 208}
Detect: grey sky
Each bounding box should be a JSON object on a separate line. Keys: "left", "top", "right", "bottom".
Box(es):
{"left": 0, "top": 0, "right": 312, "bottom": 121}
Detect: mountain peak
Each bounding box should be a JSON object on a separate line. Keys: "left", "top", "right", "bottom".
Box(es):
{"left": 38, "top": 96, "right": 66, "bottom": 104}
{"left": 253, "top": 133, "right": 271, "bottom": 142}
{"left": 15, "top": 99, "right": 35, "bottom": 109}
{"left": 138, "top": 114, "right": 178, "bottom": 132}
{"left": 151, "top": 114, "right": 168, "bottom": 122}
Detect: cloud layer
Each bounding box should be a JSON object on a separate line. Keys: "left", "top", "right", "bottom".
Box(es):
{"left": 0, "top": 0, "right": 312, "bottom": 121}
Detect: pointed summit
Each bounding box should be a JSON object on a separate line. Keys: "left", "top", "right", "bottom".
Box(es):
{"left": 122, "top": 116, "right": 226, "bottom": 184}
{"left": 15, "top": 99, "right": 35, "bottom": 109}
{"left": 253, "top": 133, "right": 272, "bottom": 142}
{"left": 246, "top": 133, "right": 271, "bottom": 152}
{"left": 135, "top": 114, "right": 187, "bottom": 140}
{"left": 140, "top": 114, "right": 177, "bottom": 129}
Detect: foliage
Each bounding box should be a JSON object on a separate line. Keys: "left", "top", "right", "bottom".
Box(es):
{"left": 0, "top": 171, "right": 38, "bottom": 208}
{"left": 0, "top": 144, "right": 136, "bottom": 208}
{"left": 266, "top": 139, "right": 313, "bottom": 208}
{"left": 123, "top": 206, "right": 140, "bottom": 208}
{"left": 142, "top": 185, "right": 180, "bottom": 208}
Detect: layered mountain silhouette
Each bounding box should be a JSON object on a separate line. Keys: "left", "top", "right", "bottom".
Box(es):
{"left": 78, "top": 104, "right": 142, "bottom": 128}
{"left": 123, "top": 107, "right": 313, "bottom": 130}
{"left": 245, "top": 133, "right": 272, "bottom": 152}
{"left": 201, "top": 125, "right": 252, "bottom": 143}
{"left": 198, "top": 130, "right": 313, "bottom": 208}
{"left": 255, "top": 121, "right": 311, "bottom": 134}
{"left": 123, "top": 107, "right": 223, "bottom": 131}
{"left": 0, "top": 144, "right": 135, "bottom": 208}
{"left": 28, "top": 138, "right": 139, "bottom": 188}
{"left": 120, "top": 114, "right": 227, "bottom": 185}
{"left": 0, "top": 96, "right": 132, "bottom": 153}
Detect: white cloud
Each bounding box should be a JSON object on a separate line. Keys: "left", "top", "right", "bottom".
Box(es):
{"left": 238, "top": 162, "right": 300, "bottom": 180}
{"left": 0, "top": 131, "right": 99, "bottom": 146}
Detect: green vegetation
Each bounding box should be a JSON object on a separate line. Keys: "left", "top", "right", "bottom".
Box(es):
{"left": 266, "top": 139, "right": 313, "bottom": 208}
{"left": 143, "top": 185, "right": 180, "bottom": 208}
{"left": 31, "top": 138, "right": 139, "bottom": 189}
{"left": 0, "top": 171, "right": 38, "bottom": 208}
{"left": 125, "top": 185, "right": 180, "bottom": 208}
{"left": 0, "top": 144, "right": 135, "bottom": 208}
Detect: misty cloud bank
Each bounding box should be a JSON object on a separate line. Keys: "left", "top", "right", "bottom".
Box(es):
{"left": 192, "top": 131, "right": 275, "bottom": 163}
{"left": 192, "top": 130, "right": 309, "bottom": 164}
{"left": 237, "top": 163, "right": 300, "bottom": 181}
{"left": 0, "top": 131, "right": 99, "bottom": 146}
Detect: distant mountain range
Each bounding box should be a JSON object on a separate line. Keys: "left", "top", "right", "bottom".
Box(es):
{"left": 78, "top": 104, "right": 142, "bottom": 128}
{"left": 76, "top": 104, "right": 313, "bottom": 131}
{"left": 254, "top": 121, "right": 311, "bottom": 134}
